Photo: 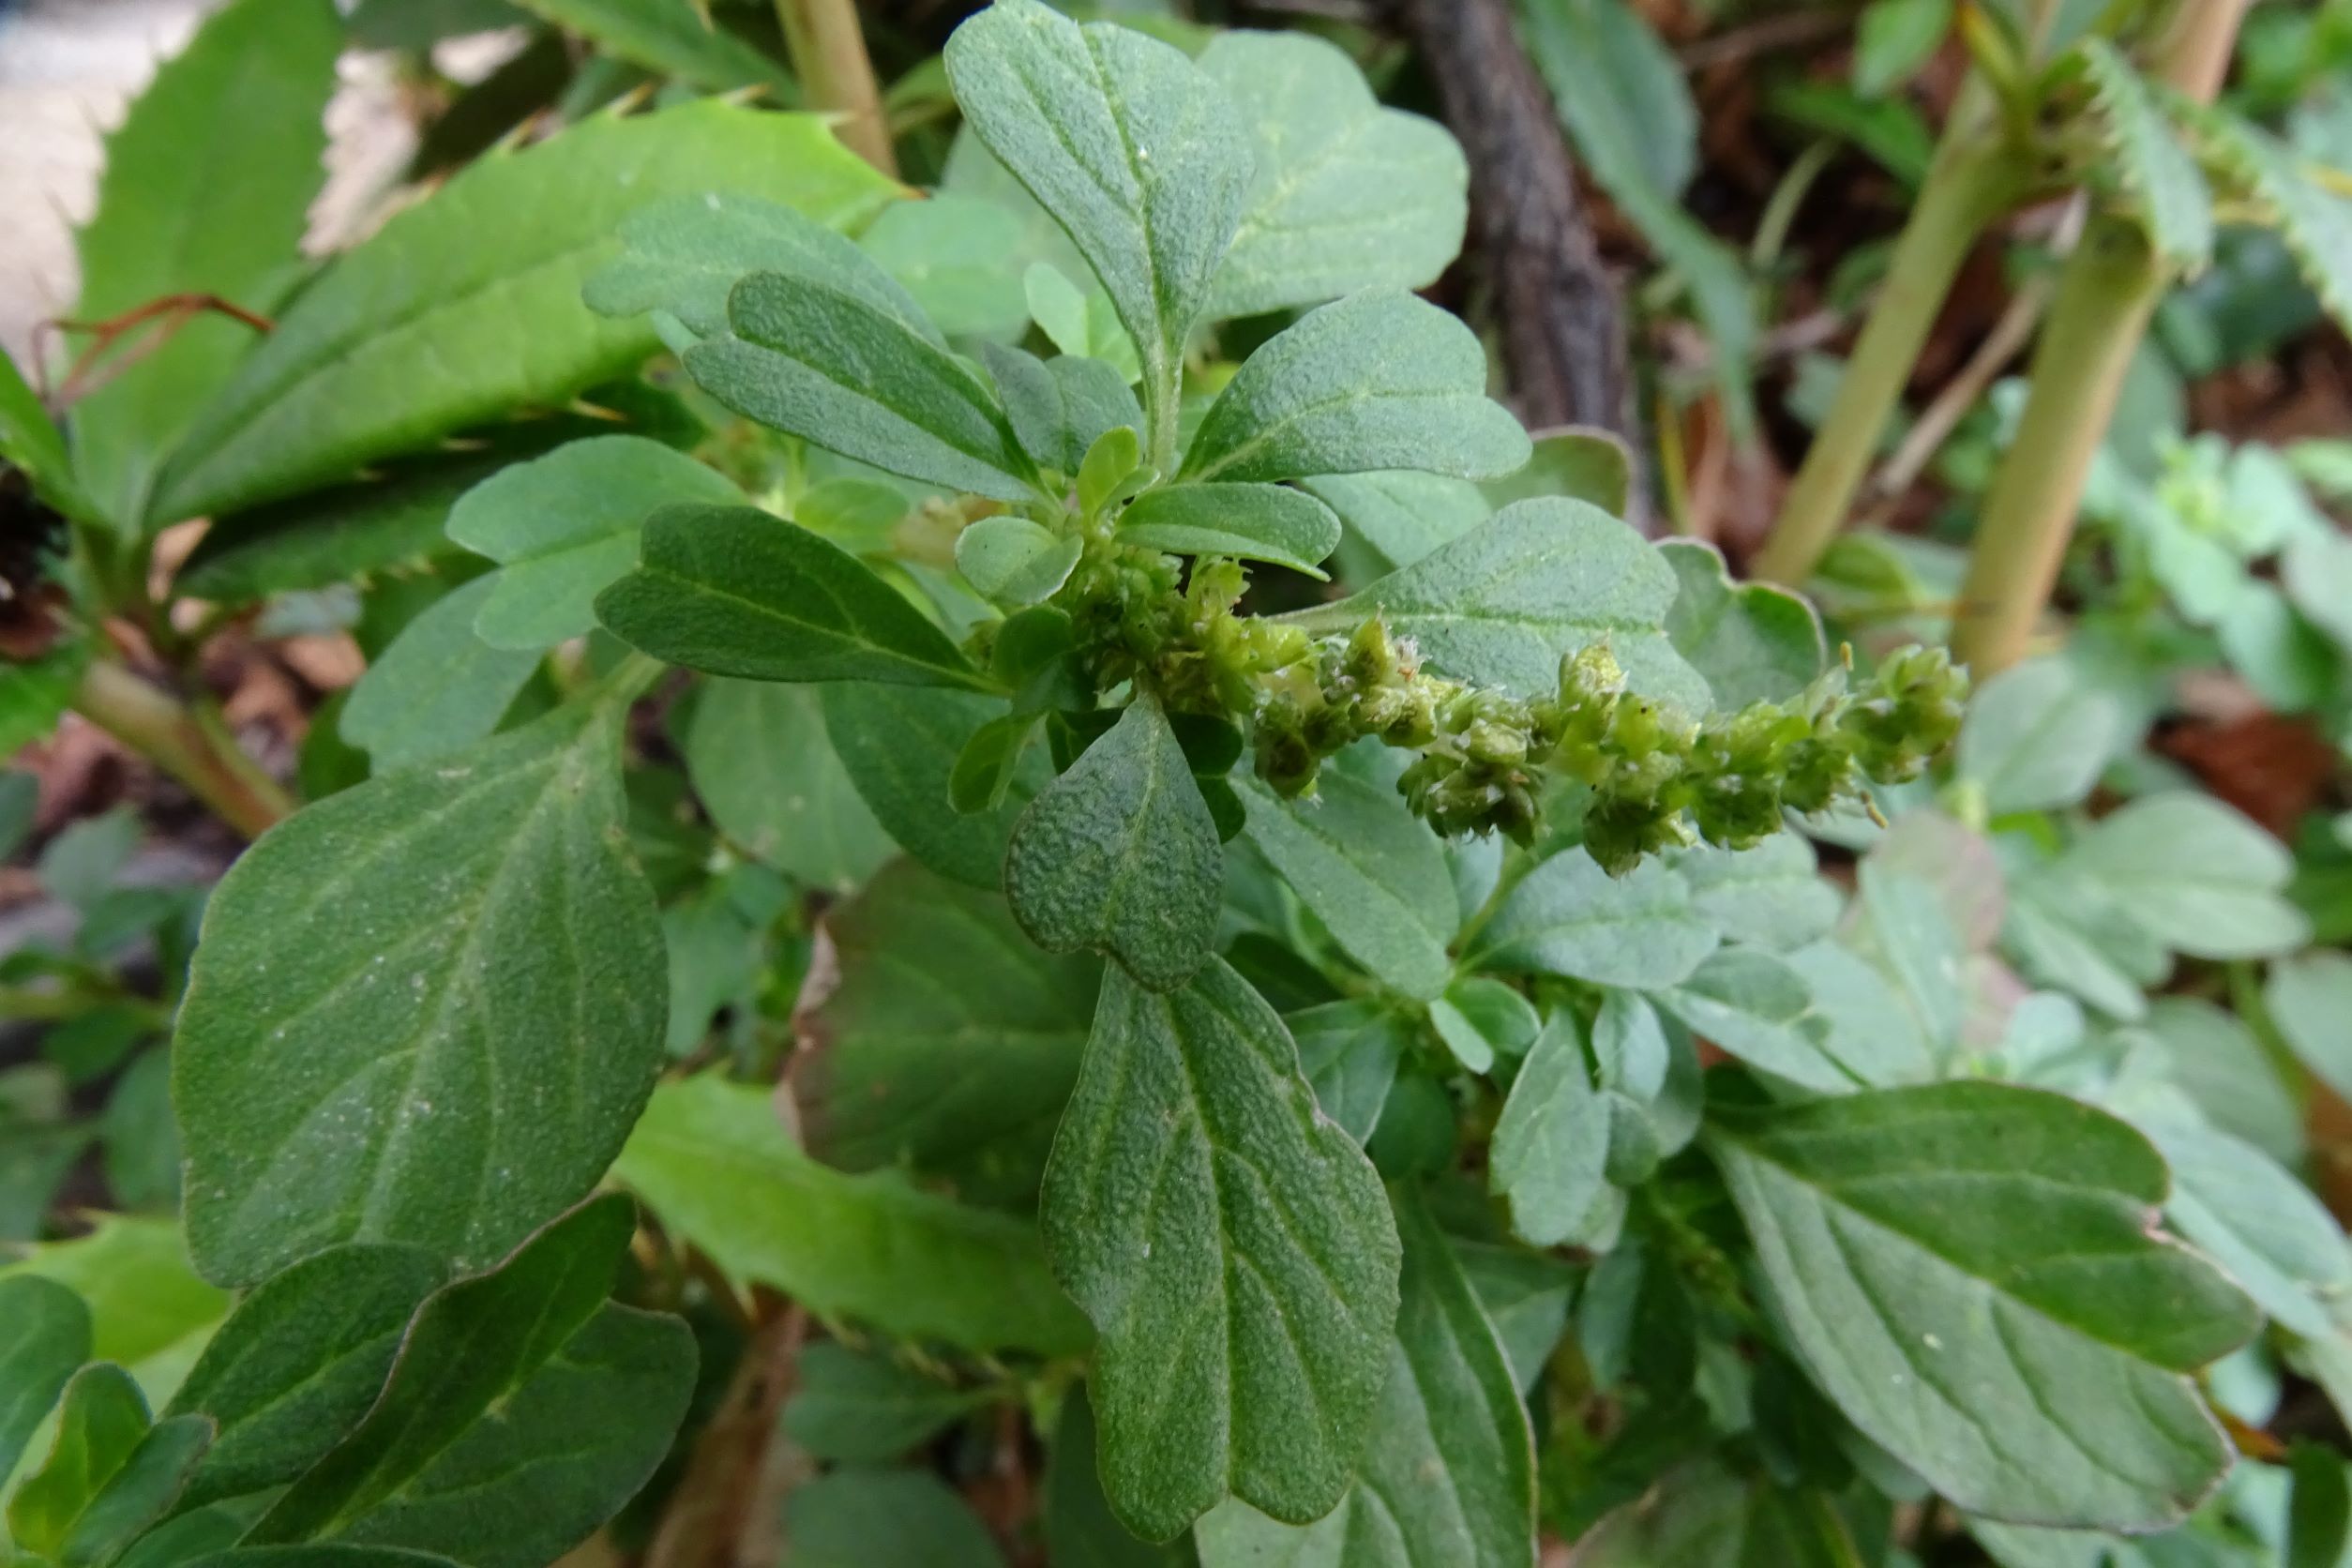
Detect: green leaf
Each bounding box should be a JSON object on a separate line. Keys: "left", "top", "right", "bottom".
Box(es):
{"left": 686, "top": 272, "right": 1044, "bottom": 502}
{"left": 1455, "top": 1240, "right": 1576, "bottom": 1397}
{"left": 1466, "top": 850, "right": 1715, "bottom": 989}
{"left": 56, "top": 1413, "right": 214, "bottom": 1565}
{"left": 1181, "top": 293, "right": 1530, "bottom": 486}
{"left": 0, "top": 1276, "right": 90, "bottom": 1494}
{"left": 1004, "top": 697, "right": 1223, "bottom": 991}
{"left": 513, "top": 0, "right": 795, "bottom": 95}
{"left": 68, "top": 0, "right": 340, "bottom": 532}
{"left": 944, "top": 0, "right": 1252, "bottom": 454}
{"left": 2140, "top": 1118, "right": 2351, "bottom": 1343}
{"left": 1656, "top": 540, "right": 1825, "bottom": 709}
{"left": 584, "top": 191, "right": 925, "bottom": 343}
{"left": 1653, "top": 947, "right": 1851, "bottom": 1093}
{"left": 0, "top": 348, "right": 89, "bottom": 521}
{"left": 1670, "top": 836, "right": 1840, "bottom": 953}
{"left": 176, "top": 456, "right": 505, "bottom": 604}
{"left": 1709, "top": 1081, "right": 2258, "bottom": 1531}
{"left": 1042, "top": 960, "right": 1399, "bottom": 1540}
{"left": 0, "top": 1217, "right": 228, "bottom": 1395}
{"left": 2078, "top": 39, "right": 2213, "bottom": 272}
{"left": 1117, "top": 485, "right": 1341, "bottom": 579}
{"left": 175, "top": 701, "right": 666, "bottom": 1286}
{"left": 2146, "top": 997, "right": 2301, "bottom": 1165}
{"left": 2064, "top": 792, "right": 2309, "bottom": 959}
{"left": 8, "top": 1364, "right": 152, "bottom": 1556}
{"left": 445, "top": 436, "right": 741, "bottom": 651}
{"left": 1288, "top": 1000, "right": 1409, "bottom": 1146}
{"left": 1491, "top": 1011, "right": 1616, "bottom": 1248}
{"left": 822, "top": 684, "right": 1046, "bottom": 888}
{"left": 799, "top": 860, "right": 1098, "bottom": 1205}
{"left": 1479, "top": 427, "right": 1633, "bottom": 516}
{"left": 597, "top": 505, "right": 987, "bottom": 688}
{"left": 780, "top": 1344, "right": 988, "bottom": 1462}
{"left": 1194, "top": 1186, "right": 1536, "bottom": 1568}
{"left": 173, "top": 1550, "right": 462, "bottom": 1568}
{"left": 2270, "top": 952, "right": 2352, "bottom": 1109}
{"left": 1854, "top": 0, "right": 1952, "bottom": 97}
{"left": 1427, "top": 977, "right": 1541, "bottom": 1075}
{"left": 154, "top": 103, "right": 895, "bottom": 522}
{"left": 615, "top": 1076, "right": 1091, "bottom": 1354}
{"left": 1027, "top": 264, "right": 1145, "bottom": 384}
{"left": 1570, "top": 1457, "right": 1864, "bottom": 1566}
{"left": 1847, "top": 862, "right": 1964, "bottom": 1053}
{"left": 1196, "top": 31, "right": 1469, "bottom": 319}
{"left": 2190, "top": 103, "right": 2352, "bottom": 339}
{"left": 1280, "top": 500, "right": 1710, "bottom": 708}
{"left": 1783, "top": 941, "right": 1937, "bottom": 1088}
{"left": 782, "top": 1468, "right": 1009, "bottom": 1568}
{"left": 165, "top": 1244, "right": 445, "bottom": 1511}
{"left": 1045, "top": 1391, "right": 1196, "bottom": 1568}
{"left": 1236, "top": 770, "right": 1455, "bottom": 1002}
{"left": 957, "top": 516, "right": 1085, "bottom": 605}
{"left": 339, "top": 576, "right": 540, "bottom": 771}
{"left": 982, "top": 345, "right": 1143, "bottom": 476}
{"left": 2291, "top": 1443, "right": 2352, "bottom": 1568}
{"left": 2001, "top": 856, "right": 2166, "bottom": 1022}
{"left": 860, "top": 194, "right": 1033, "bottom": 339}
{"left": 1954, "top": 656, "right": 2130, "bottom": 816}
{"left": 246, "top": 1198, "right": 692, "bottom": 1568}
{"left": 1302, "top": 472, "right": 1487, "bottom": 577}
{"left": 684, "top": 680, "right": 895, "bottom": 893}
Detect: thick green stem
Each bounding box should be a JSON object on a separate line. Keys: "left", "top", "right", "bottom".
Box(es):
{"left": 72, "top": 659, "right": 294, "bottom": 840}
{"left": 775, "top": 0, "right": 898, "bottom": 177}
{"left": 1752, "top": 130, "right": 2027, "bottom": 584}
{"left": 1949, "top": 0, "right": 2253, "bottom": 672}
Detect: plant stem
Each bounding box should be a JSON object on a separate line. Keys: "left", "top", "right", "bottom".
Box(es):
{"left": 72, "top": 659, "right": 294, "bottom": 840}
{"left": 774, "top": 0, "right": 898, "bottom": 178}
{"left": 1751, "top": 128, "right": 2028, "bottom": 584}
{"left": 1949, "top": 0, "right": 2253, "bottom": 672}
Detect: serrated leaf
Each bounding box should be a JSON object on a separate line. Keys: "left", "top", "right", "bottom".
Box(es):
{"left": 798, "top": 860, "right": 1097, "bottom": 1205}
{"left": 1236, "top": 768, "right": 1455, "bottom": 1001}
{"left": 1288, "top": 1000, "right": 1409, "bottom": 1146}
{"left": 780, "top": 1344, "right": 988, "bottom": 1462}
{"left": 164, "top": 1244, "right": 445, "bottom": 1511}
{"left": 246, "top": 1198, "right": 693, "bottom": 1568}
{"left": 0, "top": 1275, "right": 91, "bottom": 1494}
{"left": 8, "top": 1364, "right": 152, "bottom": 1556}
{"left": 2190, "top": 103, "right": 2352, "bottom": 339}
{"left": 2078, "top": 39, "right": 2212, "bottom": 271}
{"left": 822, "top": 684, "right": 1047, "bottom": 888}
{"left": 684, "top": 680, "right": 895, "bottom": 893}
{"left": 175, "top": 701, "right": 666, "bottom": 1287}
{"left": 1279, "top": 500, "right": 1709, "bottom": 708}
{"left": 1043, "top": 959, "right": 1399, "bottom": 1541}
{"left": 514, "top": 0, "right": 794, "bottom": 95}
{"left": 1118, "top": 484, "right": 1341, "bottom": 578}
{"left": 613, "top": 1076, "right": 1093, "bottom": 1354}
{"left": 1196, "top": 31, "right": 1468, "bottom": 319}
{"left": 339, "top": 576, "right": 539, "bottom": 771}
{"left": 596, "top": 504, "right": 988, "bottom": 687}
{"left": 1181, "top": 292, "right": 1530, "bottom": 486}
{"left": 1303, "top": 471, "right": 1488, "bottom": 578}
{"left": 686, "top": 272, "right": 1044, "bottom": 502}
{"left": 983, "top": 343, "right": 1143, "bottom": 475}
{"left": 1194, "top": 1186, "right": 1536, "bottom": 1568}
{"left": 584, "top": 191, "right": 927, "bottom": 343}
{"left": 1466, "top": 849, "right": 1715, "bottom": 988}
{"left": 68, "top": 0, "right": 340, "bottom": 532}
{"left": 944, "top": 0, "right": 1251, "bottom": 458}
{"left": 1656, "top": 539, "right": 1825, "bottom": 709}
{"left": 1670, "top": 835, "right": 1840, "bottom": 952}
{"left": 154, "top": 103, "right": 895, "bottom": 523}
{"left": 1004, "top": 697, "right": 1222, "bottom": 991}
{"left": 1491, "top": 1010, "right": 1615, "bottom": 1249}
{"left": 1954, "top": 656, "right": 2130, "bottom": 816}
{"left": 445, "top": 436, "right": 741, "bottom": 651}
{"left": 2064, "top": 792, "right": 2309, "bottom": 959}
{"left": 1709, "top": 1081, "right": 2258, "bottom": 1531}
{"left": 1652, "top": 946, "right": 1850, "bottom": 1093}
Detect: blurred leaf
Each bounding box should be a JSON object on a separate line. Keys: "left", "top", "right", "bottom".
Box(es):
{"left": 514, "top": 0, "right": 795, "bottom": 96}
{"left": 685, "top": 680, "right": 896, "bottom": 893}
{"left": 339, "top": 576, "right": 539, "bottom": 769}
{"left": 780, "top": 1343, "right": 988, "bottom": 1463}
{"left": 1853, "top": 0, "right": 1952, "bottom": 97}
{"left": 781, "top": 1468, "right": 1009, "bottom": 1568}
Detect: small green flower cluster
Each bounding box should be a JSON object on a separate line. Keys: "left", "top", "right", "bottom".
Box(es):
{"left": 1253, "top": 619, "right": 1968, "bottom": 873}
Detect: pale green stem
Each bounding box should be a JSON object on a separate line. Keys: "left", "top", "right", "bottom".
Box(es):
{"left": 72, "top": 659, "right": 294, "bottom": 839}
